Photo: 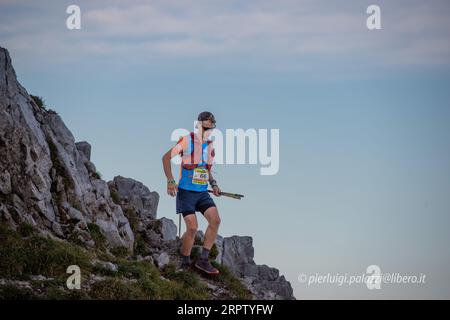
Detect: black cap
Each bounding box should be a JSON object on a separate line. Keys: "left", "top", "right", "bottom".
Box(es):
{"left": 197, "top": 111, "right": 216, "bottom": 123}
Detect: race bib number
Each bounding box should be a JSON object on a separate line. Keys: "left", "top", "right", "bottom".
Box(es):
{"left": 192, "top": 168, "right": 209, "bottom": 185}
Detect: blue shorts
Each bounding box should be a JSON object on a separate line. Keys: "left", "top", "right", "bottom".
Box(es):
{"left": 176, "top": 188, "right": 216, "bottom": 217}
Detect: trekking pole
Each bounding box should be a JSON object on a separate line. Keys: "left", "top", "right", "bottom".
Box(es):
{"left": 178, "top": 213, "right": 181, "bottom": 238}
{"left": 207, "top": 190, "right": 244, "bottom": 200}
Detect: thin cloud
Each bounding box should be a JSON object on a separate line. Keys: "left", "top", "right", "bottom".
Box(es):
{"left": 1, "top": 0, "right": 450, "bottom": 69}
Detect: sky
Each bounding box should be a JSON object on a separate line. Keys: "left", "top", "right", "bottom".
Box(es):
{"left": 1, "top": 0, "right": 450, "bottom": 299}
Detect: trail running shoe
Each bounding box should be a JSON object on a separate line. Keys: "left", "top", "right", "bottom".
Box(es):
{"left": 194, "top": 258, "right": 220, "bottom": 275}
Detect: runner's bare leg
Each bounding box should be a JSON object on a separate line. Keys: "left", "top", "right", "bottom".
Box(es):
{"left": 181, "top": 214, "right": 198, "bottom": 256}
{"left": 203, "top": 207, "right": 221, "bottom": 250}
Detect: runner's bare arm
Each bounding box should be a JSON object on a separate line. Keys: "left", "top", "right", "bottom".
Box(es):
{"left": 208, "top": 170, "right": 221, "bottom": 196}
{"left": 208, "top": 170, "right": 214, "bottom": 184}
{"left": 162, "top": 137, "right": 186, "bottom": 196}
{"left": 162, "top": 149, "right": 175, "bottom": 182}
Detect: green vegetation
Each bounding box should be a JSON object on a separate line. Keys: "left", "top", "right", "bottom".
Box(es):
{"left": 190, "top": 246, "right": 201, "bottom": 260}
{"left": 209, "top": 243, "right": 219, "bottom": 260}
{"left": 87, "top": 223, "right": 107, "bottom": 250}
{"left": 67, "top": 230, "right": 86, "bottom": 247}
{"left": 17, "top": 222, "right": 36, "bottom": 237}
{"left": 47, "top": 139, "right": 75, "bottom": 193}
{"left": 0, "top": 224, "right": 251, "bottom": 300}
{"left": 123, "top": 208, "right": 139, "bottom": 234}
{"left": 29, "top": 94, "right": 58, "bottom": 114}
{"left": 162, "top": 262, "right": 209, "bottom": 299}
{"left": 88, "top": 259, "right": 209, "bottom": 300}
{"left": 0, "top": 283, "right": 39, "bottom": 300}
{"left": 0, "top": 224, "right": 92, "bottom": 280}
{"left": 149, "top": 219, "right": 162, "bottom": 233}
{"left": 30, "top": 95, "right": 44, "bottom": 108}
{"left": 133, "top": 233, "right": 149, "bottom": 257}
{"left": 211, "top": 261, "right": 252, "bottom": 300}
{"left": 91, "top": 171, "right": 102, "bottom": 179}
{"left": 90, "top": 277, "right": 146, "bottom": 299}
{"left": 110, "top": 246, "right": 130, "bottom": 259}
{"left": 110, "top": 188, "right": 121, "bottom": 205}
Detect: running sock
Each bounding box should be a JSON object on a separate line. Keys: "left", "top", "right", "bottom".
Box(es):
{"left": 182, "top": 254, "right": 191, "bottom": 265}
{"left": 200, "top": 247, "right": 210, "bottom": 260}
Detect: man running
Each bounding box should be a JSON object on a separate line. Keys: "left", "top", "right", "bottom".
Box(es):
{"left": 162, "top": 111, "right": 221, "bottom": 275}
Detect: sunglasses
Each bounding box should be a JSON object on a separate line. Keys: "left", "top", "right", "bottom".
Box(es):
{"left": 200, "top": 118, "right": 216, "bottom": 129}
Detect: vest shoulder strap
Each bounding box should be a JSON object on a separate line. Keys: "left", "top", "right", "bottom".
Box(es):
{"left": 183, "top": 132, "right": 213, "bottom": 170}
{"left": 176, "top": 136, "right": 184, "bottom": 157}
{"left": 190, "top": 132, "right": 195, "bottom": 166}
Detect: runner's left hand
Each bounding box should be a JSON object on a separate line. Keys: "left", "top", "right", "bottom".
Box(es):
{"left": 212, "top": 185, "right": 221, "bottom": 197}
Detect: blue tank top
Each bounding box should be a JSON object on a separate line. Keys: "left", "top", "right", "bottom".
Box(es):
{"left": 178, "top": 135, "right": 211, "bottom": 192}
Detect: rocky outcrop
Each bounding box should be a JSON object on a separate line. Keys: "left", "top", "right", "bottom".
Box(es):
{"left": 220, "top": 236, "right": 295, "bottom": 300}
{"left": 0, "top": 47, "right": 133, "bottom": 250}
{"left": 0, "top": 46, "right": 295, "bottom": 300}
{"left": 108, "top": 176, "right": 159, "bottom": 228}
{"left": 191, "top": 232, "right": 294, "bottom": 299}
{"left": 107, "top": 175, "right": 177, "bottom": 255}
{"left": 155, "top": 217, "right": 177, "bottom": 241}
{"left": 75, "top": 141, "right": 91, "bottom": 161}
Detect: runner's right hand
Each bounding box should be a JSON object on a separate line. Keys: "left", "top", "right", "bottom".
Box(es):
{"left": 167, "top": 182, "right": 178, "bottom": 197}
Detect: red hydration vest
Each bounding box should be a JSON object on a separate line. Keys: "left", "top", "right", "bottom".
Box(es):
{"left": 179, "top": 132, "right": 214, "bottom": 170}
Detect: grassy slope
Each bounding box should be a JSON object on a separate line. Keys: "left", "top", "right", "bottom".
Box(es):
{"left": 0, "top": 224, "right": 251, "bottom": 300}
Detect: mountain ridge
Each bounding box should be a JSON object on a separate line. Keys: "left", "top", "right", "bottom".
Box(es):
{"left": 0, "top": 47, "right": 295, "bottom": 300}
